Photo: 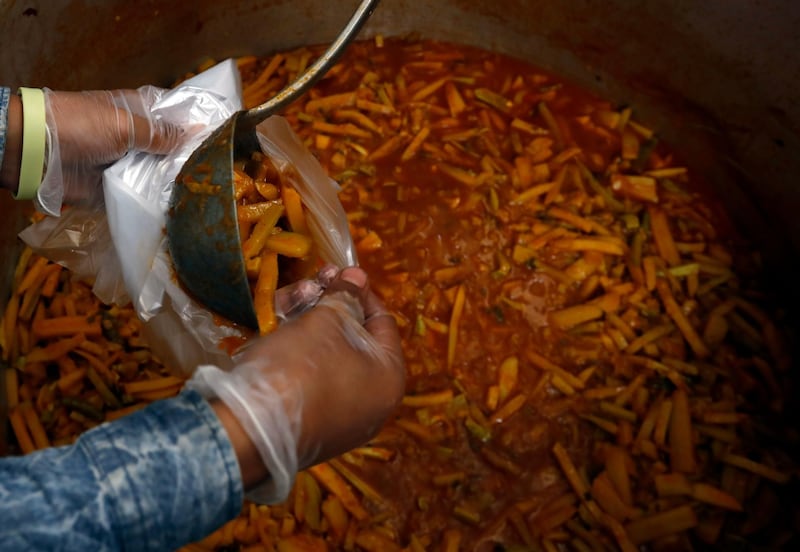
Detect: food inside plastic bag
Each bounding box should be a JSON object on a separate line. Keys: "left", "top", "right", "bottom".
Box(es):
{"left": 18, "top": 60, "right": 356, "bottom": 375}
{"left": 233, "top": 153, "right": 318, "bottom": 335}
{"left": 248, "top": 116, "right": 357, "bottom": 333}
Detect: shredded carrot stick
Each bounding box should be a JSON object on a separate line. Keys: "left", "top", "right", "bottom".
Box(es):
{"left": 12, "top": 246, "right": 34, "bottom": 288}
{"left": 395, "top": 418, "right": 437, "bottom": 443}
{"left": 241, "top": 203, "right": 285, "bottom": 259}
{"left": 356, "top": 98, "right": 394, "bottom": 115}
{"left": 402, "top": 389, "right": 454, "bottom": 407}
{"left": 653, "top": 398, "right": 673, "bottom": 447}
{"left": 86, "top": 367, "right": 122, "bottom": 408}
{"left": 77, "top": 339, "right": 106, "bottom": 358}
{"left": 309, "top": 463, "right": 369, "bottom": 521}
{"left": 265, "top": 232, "right": 313, "bottom": 258}
{"left": 611, "top": 174, "right": 658, "bottom": 203}
{"left": 624, "top": 505, "right": 698, "bottom": 545}
{"left": 552, "top": 442, "right": 590, "bottom": 498}
{"left": 551, "top": 238, "right": 625, "bottom": 256}
{"left": 237, "top": 202, "right": 282, "bottom": 223}
{"left": 648, "top": 206, "right": 681, "bottom": 266}
{"left": 691, "top": 482, "right": 743, "bottom": 511}
{"left": 720, "top": 453, "right": 791, "bottom": 484}
{"left": 447, "top": 284, "right": 466, "bottom": 370}
{"left": 544, "top": 165, "right": 568, "bottom": 205}
{"left": 549, "top": 304, "right": 604, "bottom": 330}
{"left": 123, "top": 376, "right": 188, "bottom": 396}
{"left": 497, "top": 355, "right": 518, "bottom": 403}
{"left": 56, "top": 367, "right": 87, "bottom": 393}
{"left": 105, "top": 403, "right": 148, "bottom": 422}
{"left": 512, "top": 182, "right": 555, "bottom": 204}
{"left": 538, "top": 101, "right": 564, "bottom": 149}
{"left": 654, "top": 472, "right": 692, "bottom": 497}
{"left": 328, "top": 458, "right": 384, "bottom": 505}
{"left": 444, "top": 81, "right": 467, "bottom": 117}
{"left": 548, "top": 206, "right": 609, "bottom": 235}
{"left": 253, "top": 251, "right": 279, "bottom": 336}
{"left": 15, "top": 256, "right": 49, "bottom": 296}
{"left": 132, "top": 386, "right": 186, "bottom": 402}
{"left": 625, "top": 324, "right": 673, "bottom": 354}
{"left": 535, "top": 505, "right": 579, "bottom": 536}
{"left": 604, "top": 446, "right": 633, "bottom": 507}
{"left": 491, "top": 393, "right": 527, "bottom": 423}
{"left": 31, "top": 316, "right": 102, "bottom": 339}
{"left": 591, "top": 471, "right": 635, "bottom": 522}
{"left": 281, "top": 185, "right": 309, "bottom": 236}
{"left": 40, "top": 264, "right": 63, "bottom": 298}
{"left": 411, "top": 77, "right": 448, "bottom": 102}
{"left": 526, "top": 351, "right": 585, "bottom": 390}
{"left": 25, "top": 333, "right": 86, "bottom": 363}
{"left": 656, "top": 279, "right": 710, "bottom": 358}
{"left": 312, "top": 121, "right": 372, "bottom": 139}
{"left": 242, "top": 54, "right": 285, "bottom": 101}
{"left": 333, "top": 109, "right": 383, "bottom": 135}
{"left": 551, "top": 374, "right": 577, "bottom": 396}
{"left": 72, "top": 349, "right": 114, "bottom": 378}
{"left": 669, "top": 388, "right": 696, "bottom": 473}
{"left": 305, "top": 92, "right": 356, "bottom": 115}
{"left": 19, "top": 401, "right": 50, "bottom": 450}
{"left": 2, "top": 293, "right": 19, "bottom": 362}
{"left": 5, "top": 368, "right": 19, "bottom": 409}
{"left": 602, "top": 512, "right": 639, "bottom": 552}
{"left": 368, "top": 134, "right": 408, "bottom": 162}
{"left": 400, "top": 127, "right": 431, "bottom": 161}
{"left": 9, "top": 407, "right": 35, "bottom": 454}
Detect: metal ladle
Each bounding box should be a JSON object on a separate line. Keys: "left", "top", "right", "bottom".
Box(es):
{"left": 166, "top": 0, "right": 379, "bottom": 329}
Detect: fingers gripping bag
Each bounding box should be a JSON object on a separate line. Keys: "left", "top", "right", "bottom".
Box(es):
{"left": 18, "top": 60, "right": 356, "bottom": 375}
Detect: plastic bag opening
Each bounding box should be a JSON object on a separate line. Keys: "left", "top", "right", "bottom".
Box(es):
{"left": 19, "top": 60, "right": 356, "bottom": 376}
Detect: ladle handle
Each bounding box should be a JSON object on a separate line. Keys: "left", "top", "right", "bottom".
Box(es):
{"left": 241, "top": 0, "right": 380, "bottom": 127}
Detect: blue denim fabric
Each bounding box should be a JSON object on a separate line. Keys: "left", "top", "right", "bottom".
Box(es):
{"left": 0, "top": 86, "right": 11, "bottom": 172}
{"left": 0, "top": 390, "right": 243, "bottom": 551}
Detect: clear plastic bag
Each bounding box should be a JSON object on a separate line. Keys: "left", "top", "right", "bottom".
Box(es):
{"left": 19, "top": 60, "right": 356, "bottom": 375}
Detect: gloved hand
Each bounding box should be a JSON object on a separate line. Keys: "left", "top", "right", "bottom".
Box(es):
{"left": 38, "top": 87, "right": 183, "bottom": 216}
{"left": 273, "top": 263, "right": 339, "bottom": 322}
{"left": 186, "top": 266, "right": 405, "bottom": 503}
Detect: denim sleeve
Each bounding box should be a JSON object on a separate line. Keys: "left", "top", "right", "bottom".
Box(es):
{"left": 0, "top": 86, "right": 11, "bottom": 172}
{"left": 0, "top": 389, "right": 244, "bottom": 551}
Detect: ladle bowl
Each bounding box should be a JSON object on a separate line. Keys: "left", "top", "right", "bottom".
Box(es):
{"left": 166, "top": 0, "right": 379, "bottom": 328}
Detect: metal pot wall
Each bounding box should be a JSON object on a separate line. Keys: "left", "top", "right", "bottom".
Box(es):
{"left": 2, "top": 0, "right": 799, "bottom": 300}
{"left": 2, "top": 0, "right": 799, "bottom": 241}
{"left": 0, "top": 0, "right": 798, "bottom": 480}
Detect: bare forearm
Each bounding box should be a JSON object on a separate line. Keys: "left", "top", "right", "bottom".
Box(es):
{"left": 0, "top": 93, "right": 22, "bottom": 194}
{"left": 210, "top": 400, "right": 269, "bottom": 489}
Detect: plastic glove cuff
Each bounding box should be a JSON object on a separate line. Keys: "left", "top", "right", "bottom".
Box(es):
{"left": 15, "top": 87, "right": 46, "bottom": 200}
{"left": 186, "top": 364, "right": 298, "bottom": 504}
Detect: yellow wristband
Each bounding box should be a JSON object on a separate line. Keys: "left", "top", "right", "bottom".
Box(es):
{"left": 15, "top": 87, "right": 46, "bottom": 200}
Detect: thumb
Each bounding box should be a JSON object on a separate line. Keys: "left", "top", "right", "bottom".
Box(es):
{"left": 324, "top": 266, "right": 370, "bottom": 303}
{"left": 131, "top": 114, "right": 184, "bottom": 155}
{"left": 323, "top": 267, "right": 404, "bottom": 371}
{"left": 114, "top": 88, "right": 183, "bottom": 155}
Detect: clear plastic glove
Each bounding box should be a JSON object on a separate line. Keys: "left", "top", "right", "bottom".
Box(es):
{"left": 273, "top": 263, "right": 339, "bottom": 323}
{"left": 38, "top": 87, "right": 183, "bottom": 216}
{"left": 186, "top": 267, "right": 405, "bottom": 503}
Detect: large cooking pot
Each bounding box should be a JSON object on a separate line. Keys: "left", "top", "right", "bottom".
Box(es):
{"left": 1, "top": 0, "right": 798, "bottom": 532}
{"left": 2, "top": 0, "right": 799, "bottom": 296}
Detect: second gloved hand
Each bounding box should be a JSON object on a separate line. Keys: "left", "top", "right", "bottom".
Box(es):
{"left": 186, "top": 267, "right": 405, "bottom": 503}
{"left": 38, "top": 87, "right": 183, "bottom": 215}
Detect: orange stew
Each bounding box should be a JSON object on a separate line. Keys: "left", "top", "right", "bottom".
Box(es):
{"left": 3, "top": 37, "right": 797, "bottom": 552}
{"left": 270, "top": 38, "right": 794, "bottom": 550}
